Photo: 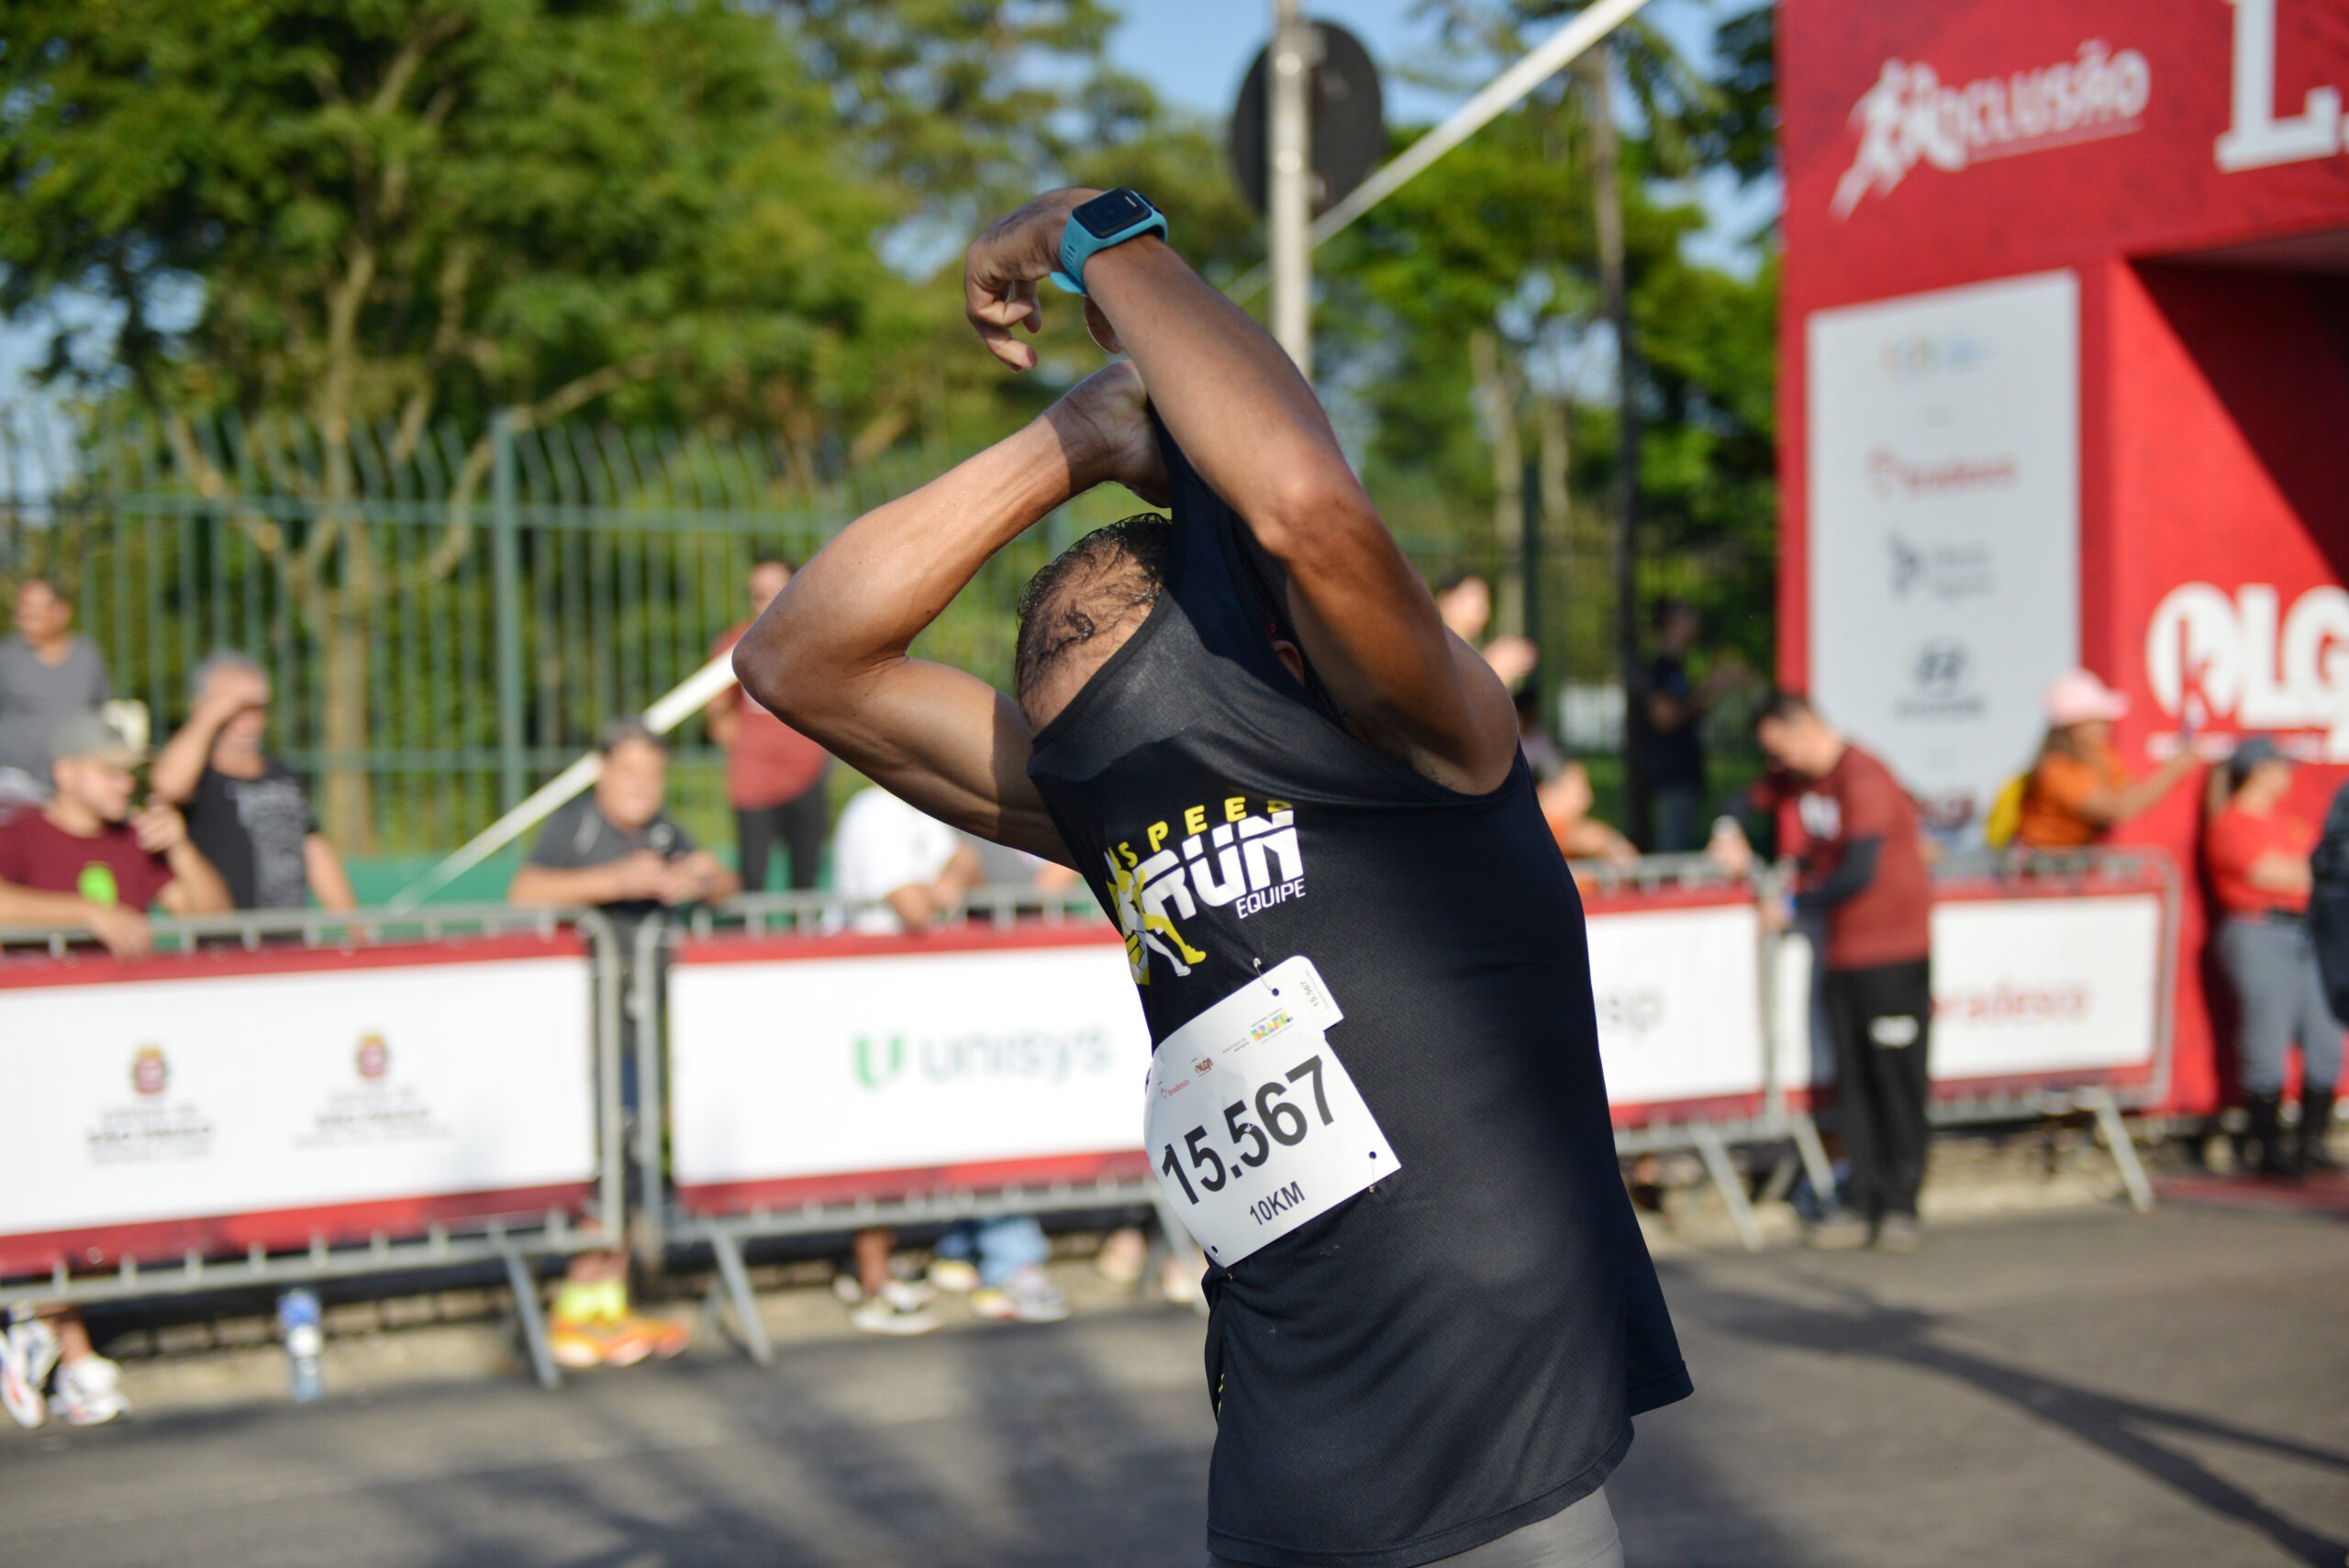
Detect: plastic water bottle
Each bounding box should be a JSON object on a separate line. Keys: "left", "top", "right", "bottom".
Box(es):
{"left": 277, "top": 1289, "right": 324, "bottom": 1403}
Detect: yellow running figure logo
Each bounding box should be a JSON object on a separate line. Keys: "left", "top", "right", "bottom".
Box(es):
{"left": 1102, "top": 795, "right": 1307, "bottom": 984}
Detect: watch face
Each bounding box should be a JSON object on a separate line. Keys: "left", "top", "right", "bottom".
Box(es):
{"left": 1075, "top": 189, "right": 1153, "bottom": 239}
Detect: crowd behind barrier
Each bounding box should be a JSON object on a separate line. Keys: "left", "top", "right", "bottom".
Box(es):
{"left": 0, "top": 904, "right": 628, "bottom": 1388}
{"left": 0, "top": 846, "right": 2180, "bottom": 1376}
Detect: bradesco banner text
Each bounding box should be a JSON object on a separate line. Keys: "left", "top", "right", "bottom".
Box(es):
{"left": 1771, "top": 892, "right": 2165, "bottom": 1095}
{"left": 665, "top": 937, "right": 1154, "bottom": 1202}
{"left": 0, "top": 949, "right": 596, "bottom": 1267}
{"left": 1582, "top": 901, "right": 1767, "bottom": 1118}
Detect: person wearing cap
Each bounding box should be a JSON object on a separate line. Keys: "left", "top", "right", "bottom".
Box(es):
{"left": 0, "top": 717, "right": 231, "bottom": 1429}
{"left": 2013, "top": 669, "right": 2199, "bottom": 850}
{"left": 0, "top": 712, "right": 230, "bottom": 958}
{"left": 2205, "top": 737, "right": 2341, "bottom": 1177}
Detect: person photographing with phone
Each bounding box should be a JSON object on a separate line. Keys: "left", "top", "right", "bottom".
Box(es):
{"left": 734, "top": 187, "right": 1688, "bottom": 1568}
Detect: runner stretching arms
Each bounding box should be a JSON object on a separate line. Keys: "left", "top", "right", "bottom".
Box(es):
{"left": 733, "top": 188, "right": 1689, "bottom": 1568}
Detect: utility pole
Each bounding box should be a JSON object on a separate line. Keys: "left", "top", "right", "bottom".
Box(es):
{"left": 1268, "top": 0, "right": 1317, "bottom": 377}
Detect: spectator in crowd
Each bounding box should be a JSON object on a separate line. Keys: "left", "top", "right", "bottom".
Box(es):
{"left": 509, "top": 718, "right": 735, "bottom": 1369}
{"left": 964, "top": 830, "right": 1084, "bottom": 898}
{"left": 0, "top": 712, "right": 231, "bottom": 952}
{"left": 1538, "top": 759, "right": 1637, "bottom": 873}
{"left": 508, "top": 718, "right": 738, "bottom": 919}
{"left": 829, "top": 784, "right": 1070, "bottom": 1331}
{"left": 1432, "top": 572, "right": 1537, "bottom": 690}
{"left": 1628, "top": 597, "right": 1743, "bottom": 853}
{"left": 0, "top": 714, "right": 230, "bottom": 1429}
{"left": 0, "top": 576, "right": 112, "bottom": 806}
{"left": 707, "top": 557, "right": 832, "bottom": 893}
{"left": 2013, "top": 669, "right": 2197, "bottom": 850}
{"left": 150, "top": 652, "right": 355, "bottom": 910}
{"left": 2205, "top": 737, "right": 2340, "bottom": 1177}
{"left": 1710, "top": 693, "right": 1933, "bottom": 1251}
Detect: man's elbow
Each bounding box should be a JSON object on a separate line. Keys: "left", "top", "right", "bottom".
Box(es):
{"left": 732, "top": 621, "right": 828, "bottom": 730}
{"left": 1252, "top": 462, "right": 1380, "bottom": 565}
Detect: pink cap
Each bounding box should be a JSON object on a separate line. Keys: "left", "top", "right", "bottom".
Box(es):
{"left": 2044, "top": 669, "right": 2130, "bottom": 727}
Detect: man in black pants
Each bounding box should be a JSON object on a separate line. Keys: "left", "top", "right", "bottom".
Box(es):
{"left": 1713, "top": 693, "right": 1935, "bottom": 1251}
{"left": 733, "top": 187, "right": 1688, "bottom": 1567}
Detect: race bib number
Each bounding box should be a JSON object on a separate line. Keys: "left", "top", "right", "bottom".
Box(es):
{"left": 1142, "top": 956, "right": 1398, "bottom": 1266}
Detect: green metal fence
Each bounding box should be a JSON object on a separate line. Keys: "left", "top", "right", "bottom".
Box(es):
{"left": 0, "top": 406, "right": 1745, "bottom": 884}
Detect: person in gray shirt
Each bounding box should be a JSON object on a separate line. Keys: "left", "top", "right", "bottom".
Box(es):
{"left": 0, "top": 577, "right": 112, "bottom": 803}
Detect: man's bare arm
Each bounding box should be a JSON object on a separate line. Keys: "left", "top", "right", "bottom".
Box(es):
{"left": 965, "top": 192, "right": 1520, "bottom": 795}
{"left": 733, "top": 385, "right": 1135, "bottom": 864}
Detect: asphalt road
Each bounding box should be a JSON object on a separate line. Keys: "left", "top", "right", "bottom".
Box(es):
{"left": 3, "top": 1202, "right": 2344, "bottom": 1568}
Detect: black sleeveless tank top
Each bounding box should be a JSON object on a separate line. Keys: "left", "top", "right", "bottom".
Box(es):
{"left": 1025, "top": 426, "right": 1691, "bottom": 1568}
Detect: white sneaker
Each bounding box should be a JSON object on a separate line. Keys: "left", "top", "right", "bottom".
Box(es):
{"left": 50, "top": 1355, "right": 128, "bottom": 1427}
{"left": 2, "top": 1311, "right": 59, "bottom": 1429}
{"left": 972, "top": 1266, "right": 1072, "bottom": 1324}
{"left": 850, "top": 1281, "right": 941, "bottom": 1337}
{"left": 926, "top": 1258, "right": 980, "bottom": 1294}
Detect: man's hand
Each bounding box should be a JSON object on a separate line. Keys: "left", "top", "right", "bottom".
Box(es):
{"left": 1707, "top": 819, "right": 1756, "bottom": 879}
{"left": 1049, "top": 361, "right": 1168, "bottom": 507}
{"left": 963, "top": 188, "right": 1100, "bottom": 371}
{"left": 610, "top": 850, "right": 671, "bottom": 902}
{"left": 1482, "top": 635, "right": 1538, "bottom": 690}
{"left": 132, "top": 803, "right": 189, "bottom": 855}
{"left": 84, "top": 901, "right": 154, "bottom": 960}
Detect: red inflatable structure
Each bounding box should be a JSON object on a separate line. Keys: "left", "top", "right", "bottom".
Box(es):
{"left": 1778, "top": 0, "right": 2349, "bottom": 1113}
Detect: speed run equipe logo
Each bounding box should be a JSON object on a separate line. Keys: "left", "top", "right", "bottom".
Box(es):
{"left": 1103, "top": 796, "right": 1306, "bottom": 984}
{"left": 1832, "top": 39, "right": 2151, "bottom": 218}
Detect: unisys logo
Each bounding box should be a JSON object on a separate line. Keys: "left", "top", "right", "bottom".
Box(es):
{"left": 2145, "top": 584, "right": 2349, "bottom": 758}
{"left": 1832, "top": 39, "right": 2152, "bottom": 218}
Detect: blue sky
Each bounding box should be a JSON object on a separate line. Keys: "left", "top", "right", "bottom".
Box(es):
{"left": 1105, "top": 0, "right": 1778, "bottom": 272}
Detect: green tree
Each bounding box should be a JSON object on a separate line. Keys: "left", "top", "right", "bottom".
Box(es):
{"left": 0, "top": 0, "right": 1112, "bottom": 840}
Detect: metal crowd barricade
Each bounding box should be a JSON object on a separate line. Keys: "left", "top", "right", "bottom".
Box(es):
{"left": 0, "top": 903, "right": 628, "bottom": 1389}
{"left": 638, "top": 889, "right": 1190, "bottom": 1365}
{"left": 1765, "top": 845, "right": 2182, "bottom": 1215}
{"left": 1572, "top": 852, "right": 1790, "bottom": 1251}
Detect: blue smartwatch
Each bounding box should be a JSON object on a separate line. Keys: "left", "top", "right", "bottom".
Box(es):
{"left": 1050, "top": 188, "right": 1168, "bottom": 296}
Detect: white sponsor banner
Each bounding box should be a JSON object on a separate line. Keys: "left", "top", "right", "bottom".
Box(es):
{"left": 1585, "top": 904, "right": 1766, "bottom": 1108}
{"left": 1930, "top": 895, "right": 2162, "bottom": 1082}
{"left": 1768, "top": 894, "right": 2163, "bottom": 1092}
{"left": 1808, "top": 270, "right": 2080, "bottom": 834}
{"left": 668, "top": 941, "right": 1153, "bottom": 1188}
{"left": 0, "top": 955, "right": 596, "bottom": 1240}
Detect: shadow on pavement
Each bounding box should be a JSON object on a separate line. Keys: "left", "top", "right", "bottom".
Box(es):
{"left": 1672, "top": 1270, "right": 2349, "bottom": 1568}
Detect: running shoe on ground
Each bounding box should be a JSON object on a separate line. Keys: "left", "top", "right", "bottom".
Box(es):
{"left": 2, "top": 1309, "right": 60, "bottom": 1429}
{"left": 926, "top": 1258, "right": 980, "bottom": 1295}
{"left": 1875, "top": 1213, "right": 1922, "bottom": 1253}
{"left": 632, "top": 1312, "right": 692, "bottom": 1361}
{"left": 851, "top": 1281, "right": 941, "bottom": 1337}
{"left": 548, "top": 1312, "right": 655, "bottom": 1370}
{"left": 1804, "top": 1210, "right": 1873, "bottom": 1251}
{"left": 50, "top": 1355, "right": 128, "bottom": 1427}
{"left": 972, "top": 1266, "right": 1072, "bottom": 1324}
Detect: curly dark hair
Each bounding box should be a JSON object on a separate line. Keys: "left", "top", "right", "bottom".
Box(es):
{"left": 1012, "top": 515, "right": 1175, "bottom": 704}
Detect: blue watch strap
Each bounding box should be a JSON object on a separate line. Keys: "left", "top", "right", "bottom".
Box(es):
{"left": 1051, "top": 195, "right": 1168, "bottom": 296}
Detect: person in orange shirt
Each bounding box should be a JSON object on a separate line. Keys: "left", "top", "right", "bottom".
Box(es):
{"left": 2206, "top": 736, "right": 2339, "bottom": 1177}
{"left": 2013, "top": 669, "right": 2197, "bottom": 850}
{"left": 1537, "top": 759, "right": 1637, "bottom": 873}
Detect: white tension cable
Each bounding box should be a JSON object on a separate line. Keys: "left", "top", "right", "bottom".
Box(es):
{"left": 386, "top": 652, "right": 742, "bottom": 914}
